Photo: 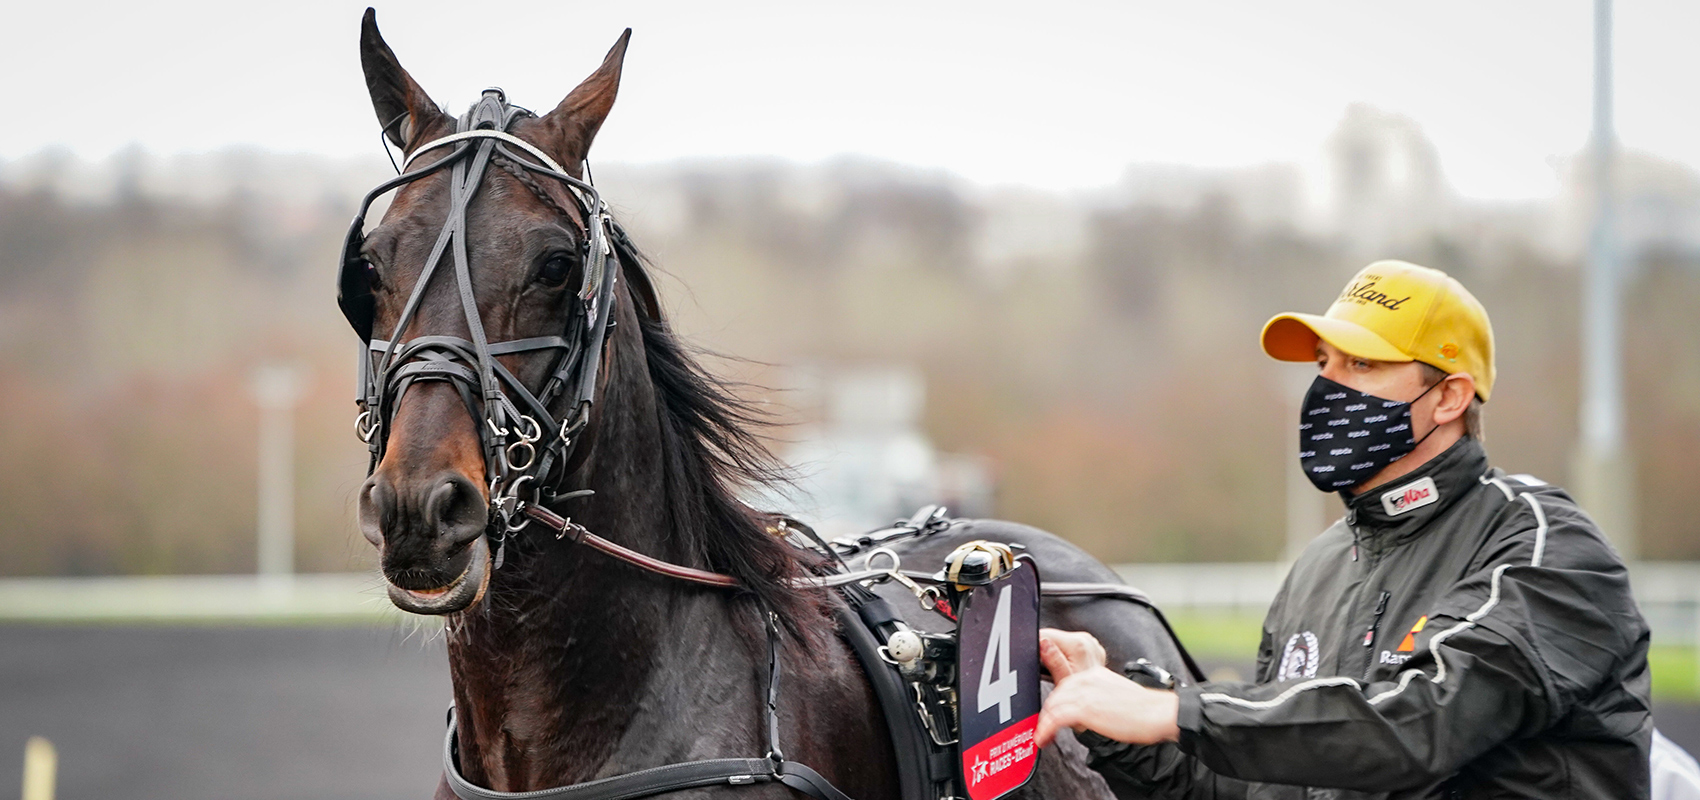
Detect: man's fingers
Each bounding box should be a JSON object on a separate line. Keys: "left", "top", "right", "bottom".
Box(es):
{"left": 1034, "top": 710, "right": 1058, "bottom": 748}
{"left": 1039, "top": 628, "right": 1108, "bottom": 673}
{"left": 1040, "top": 638, "right": 1074, "bottom": 681}
{"left": 1035, "top": 701, "right": 1080, "bottom": 748}
{"left": 1037, "top": 679, "right": 1090, "bottom": 749}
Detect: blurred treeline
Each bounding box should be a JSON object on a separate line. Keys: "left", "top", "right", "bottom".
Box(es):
{"left": 2, "top": 107, "right": 1697, "bottom": 575}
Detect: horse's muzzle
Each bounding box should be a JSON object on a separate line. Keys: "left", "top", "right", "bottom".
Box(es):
{"left": 361, "top": 469, "right": 493, "bottom": 615}
{"left": 386, "top": 535, "right": 490, "bottom": 615}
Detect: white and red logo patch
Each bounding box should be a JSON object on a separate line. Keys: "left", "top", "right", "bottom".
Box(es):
{"left": 1382, "top": 477, "right": 1439, "bottom": 516}
{"left": 1276, "top": 631, "right": 1320, "bottom": 681}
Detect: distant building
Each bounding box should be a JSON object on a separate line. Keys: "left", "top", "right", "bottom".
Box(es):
{"left": 1326, "top": 103, "right": 1451, "bottom": 255}
{"left": 752, "top": 365, "right": 993, "bottom": 537}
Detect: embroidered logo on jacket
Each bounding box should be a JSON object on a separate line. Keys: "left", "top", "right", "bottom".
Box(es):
{"left": 1381, "top": 477, "right": 1440, "bottom": 516}
{"left": 1379, "top": 615, "right": 1430, "bottom": 666}
{"left": 1276, "top": 631, "right": 1320, "bottom": 681}
{"left": 1396, "top": 615, "right": 1428, "bottom": 652}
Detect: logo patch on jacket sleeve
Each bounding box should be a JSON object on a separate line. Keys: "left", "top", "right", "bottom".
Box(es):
{"left": 1395, "top": 615, "right": 1428, "bottom": 652}
{"left": 1381, "top": 476, "right": 1439, "bottom": 516}
{"left": 1276, "top": 631, "right": 1320, "bottom": 681}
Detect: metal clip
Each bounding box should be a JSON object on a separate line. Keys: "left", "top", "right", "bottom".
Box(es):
{"left": 494, "top": 475, "right": 535, "bottom": 534}
{"left": 865, "top": 548, "right": 933, "bottom": 609}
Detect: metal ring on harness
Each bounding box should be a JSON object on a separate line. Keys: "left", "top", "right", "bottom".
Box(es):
{"left": 505, "top": 440, "right": 537, "bottom": 472}
{"left": 355, "top": 410, "right": 379, "bottom": 443}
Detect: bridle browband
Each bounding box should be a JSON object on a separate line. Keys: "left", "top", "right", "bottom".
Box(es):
{"left": 338, "top": 89, "right": 623, "bottom": 551}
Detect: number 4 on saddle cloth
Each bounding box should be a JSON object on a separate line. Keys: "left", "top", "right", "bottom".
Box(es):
{"left": 954, "top": 557, "right": 1042, "bottom": 800}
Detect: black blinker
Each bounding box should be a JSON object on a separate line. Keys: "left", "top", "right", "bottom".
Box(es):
{"left": 338, "top": 215, "right": 376, "bottom": 343}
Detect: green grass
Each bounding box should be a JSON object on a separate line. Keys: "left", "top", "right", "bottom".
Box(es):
{"left": 1165, "top": 611, "right": 1700, "bottom": 703}
{"left": 1165, "top": 610, "right": 1265, "bottom": 660}
{"left": 1651, "top": 646, "right": 1700, "bottom": 702}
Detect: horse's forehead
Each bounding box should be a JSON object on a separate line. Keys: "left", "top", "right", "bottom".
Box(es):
{"left": 383, "top": 167, "right": 546, "bottom": 242}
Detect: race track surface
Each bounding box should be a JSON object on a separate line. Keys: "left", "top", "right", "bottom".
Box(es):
{"left": 0, "top": 624, "right": 449, "bottom": 800}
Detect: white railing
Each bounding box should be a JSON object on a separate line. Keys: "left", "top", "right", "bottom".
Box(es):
{"left": 2, "top": 563, "right": 1699, "bottom": 643}
{"left": 0, "top": 573, "right": 395, "bottom": 621}
{"left": 1114, "top": 561, "right": 1700, "bottom": 646}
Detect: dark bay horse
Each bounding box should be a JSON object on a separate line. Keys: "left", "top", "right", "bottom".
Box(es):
{"left": 347, "top": 10, "right": 1187, "bottom": 799}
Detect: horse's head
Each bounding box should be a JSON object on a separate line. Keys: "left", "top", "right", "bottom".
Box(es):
{"left": 346, "top": 9, "right": 630, "bottom": 614}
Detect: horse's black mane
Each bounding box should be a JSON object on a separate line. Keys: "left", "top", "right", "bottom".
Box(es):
{"left": 618, "top": 235, "right": 829, "bottom": 637}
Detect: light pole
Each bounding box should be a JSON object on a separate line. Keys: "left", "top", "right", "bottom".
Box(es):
{"left": 1575, "top": 0, "right": 1636, "bottom": 559}
{"left": 250, "top": 363, "right": 304, "bottom": 579}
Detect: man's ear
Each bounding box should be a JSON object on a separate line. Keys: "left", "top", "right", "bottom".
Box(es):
{"left": 1432, "top": 373, "right": 1476, "bottom": 427}
{"left": 539, "top": 29, "right": 632, "bottom": 170}
{"left": 359, "top": 8, "right": 448, "bottom": 150}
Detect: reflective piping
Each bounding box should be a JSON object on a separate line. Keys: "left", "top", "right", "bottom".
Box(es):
{"left": 1198, "top": 677, "right": 1362, "bottom": 710}
{"left": 1203, "top": 490, "right": 1549, "bottom": 712}
{"left": 1479, "top": 472, "right": 1515, "bottom": 501}
{"left": 1523, "top": 494, "right": 1549, "bottom": 568}
{"left": 405, "top": 129, "right": 568, "bottom": 174}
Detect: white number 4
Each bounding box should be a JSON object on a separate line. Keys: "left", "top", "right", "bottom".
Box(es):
{"left": 977, "top": 585, "right": 1019, "bottom": 723}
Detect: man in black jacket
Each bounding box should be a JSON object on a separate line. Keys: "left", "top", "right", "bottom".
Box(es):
{"left": 1037, "top": 260, "right": 1652, "bottom": 798}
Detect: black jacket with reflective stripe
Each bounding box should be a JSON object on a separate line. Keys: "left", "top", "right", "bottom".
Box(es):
{"left": 1084, "top": 437, "right": 1652, "bottom": 799}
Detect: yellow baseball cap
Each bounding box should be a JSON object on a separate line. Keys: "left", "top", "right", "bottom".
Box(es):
{"left": 1261, "top": 260, "right": 1496, "bottom": 401}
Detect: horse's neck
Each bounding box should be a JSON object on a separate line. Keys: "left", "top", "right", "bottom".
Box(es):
{"left": 445, "top": 578, "right": 755, "bottom": 790}
{"left": 444, "top": 323, "right": 764, "bottom": 790}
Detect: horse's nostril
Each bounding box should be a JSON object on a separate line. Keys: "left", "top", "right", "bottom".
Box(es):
{"left": 358, "top": 477, "right": 393, "bottom": 547}
{"left": 428, "top": 474, "right": 487, "bottom": 546}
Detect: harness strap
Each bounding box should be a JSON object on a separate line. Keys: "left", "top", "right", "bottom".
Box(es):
{"left": 444, "top": 733, "right": 776, "bottom": 800}
{"left": 443, "top": 746, "right": 853, "bottom": 800}
{"left": 525, "top": 505, "right": 741, "bottom": 588}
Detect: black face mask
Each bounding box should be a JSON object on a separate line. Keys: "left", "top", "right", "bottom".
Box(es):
{"left": 1298, "top": 375, "right": 1442, "bottom": 493}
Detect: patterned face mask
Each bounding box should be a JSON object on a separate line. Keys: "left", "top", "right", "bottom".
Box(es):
{"left": 1298, "top": 375, "right": 1442, "bottom": 493}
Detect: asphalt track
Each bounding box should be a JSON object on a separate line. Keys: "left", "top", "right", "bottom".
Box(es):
{"left": 1, "top": 624, "right": 449, "bottom": 800}
{"left": 2, "top": 626, "right": 1697, "bottom": 799}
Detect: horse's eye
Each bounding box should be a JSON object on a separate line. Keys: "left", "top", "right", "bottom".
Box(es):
{"left": 362, "top": 258, "right": 384, "bottom": 291}
{"left": 538, "top": 253, "right": 575, "bottom": 287}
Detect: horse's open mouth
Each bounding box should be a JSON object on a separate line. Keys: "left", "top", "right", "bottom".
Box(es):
{"left": 385, "top": 536, "right": 491, "bottom": 615}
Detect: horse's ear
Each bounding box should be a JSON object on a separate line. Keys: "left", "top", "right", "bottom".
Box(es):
{"left": 360, "top": 8, "right": 446, "bottom": 150}
{"left": 540, "top": 29, "right": 632, "bottom": 166}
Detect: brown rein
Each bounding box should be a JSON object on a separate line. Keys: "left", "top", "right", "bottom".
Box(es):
{"left": 524, "top": 504, "right": 743, "bottom": 588}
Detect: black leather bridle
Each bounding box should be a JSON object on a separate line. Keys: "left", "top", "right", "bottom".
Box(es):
{"left": 338, "top": 89, "right": 621, "bottom": 550}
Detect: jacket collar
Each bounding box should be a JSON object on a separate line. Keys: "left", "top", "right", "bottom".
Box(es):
{"left": 1343, "top": 436, "right": 1489, "bottom": 550}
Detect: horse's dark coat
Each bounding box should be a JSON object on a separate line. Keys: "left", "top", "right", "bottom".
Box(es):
{"left": 351, "top": 11, "right": 1180, "bottom": 799}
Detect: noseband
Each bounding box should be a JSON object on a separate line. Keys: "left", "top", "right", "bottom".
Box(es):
{"left": 338, "top": 89, "right": 621, "bottom": 543}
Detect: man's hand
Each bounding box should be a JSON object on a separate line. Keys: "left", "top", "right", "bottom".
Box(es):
{"left": 1039, "top": 628, "right": 1107, "bottom": 677}
{"left": 1037, "top": 628, "right": 1181, "bottom": 748}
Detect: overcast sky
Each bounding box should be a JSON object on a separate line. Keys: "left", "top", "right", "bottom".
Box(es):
{"left": 4, "top": 1, "right": 1696, "bottom": 199}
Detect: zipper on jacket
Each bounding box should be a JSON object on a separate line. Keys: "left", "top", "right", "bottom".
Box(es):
{"left": 1361, "top": 590, "right": 1391, "bottom": 680}
{"left": 1346, "top": 506, "right": 1360, "bottom": 561}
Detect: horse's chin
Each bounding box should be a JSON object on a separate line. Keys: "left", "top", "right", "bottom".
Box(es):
{"left": 386, "top": 536, "right": 491, "bottom": 615}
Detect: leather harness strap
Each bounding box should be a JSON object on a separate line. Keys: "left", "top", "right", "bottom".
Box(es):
{"left": 524, "top": 505, "right": 741, "bottom": 588}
